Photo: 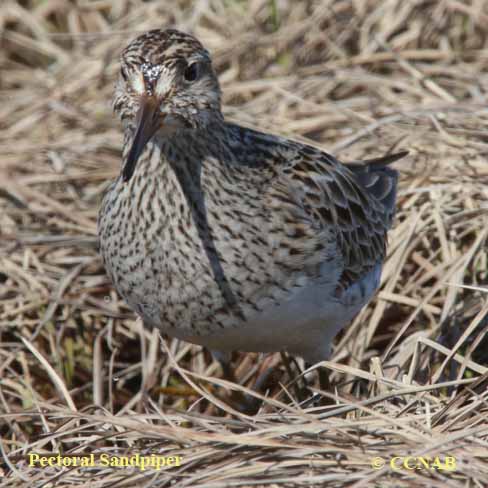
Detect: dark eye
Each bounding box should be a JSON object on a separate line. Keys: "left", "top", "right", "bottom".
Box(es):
{"left": 183, "top": 62, "right": 200, "bottom": 82}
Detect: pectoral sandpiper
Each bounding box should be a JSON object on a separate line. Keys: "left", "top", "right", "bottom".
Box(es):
{"left": 98, "top": 29, "right": 406, "bottom": 394}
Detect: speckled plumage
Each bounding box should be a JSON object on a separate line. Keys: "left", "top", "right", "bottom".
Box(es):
{"left": 98, "top": 29, "right": 406, "bottom": 363}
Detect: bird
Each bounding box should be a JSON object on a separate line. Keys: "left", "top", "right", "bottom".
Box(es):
{"left": 98, "top": 28, "right": 406, "bottom": 392}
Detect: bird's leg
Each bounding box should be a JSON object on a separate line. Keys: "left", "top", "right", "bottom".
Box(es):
{"left": 212, "top": 350, "right": 261, "bottom": 413}
{"left": 280, "top": 352, "right": 310, "bottom": 402}
{"left": 318, "top": 366, "right": 330, "bottom": 392}
{"left": 212, "top": 350, "right": 234, "bottom": 381}
{"left": 305, "top": 362, "right": 334, "bottom": 406}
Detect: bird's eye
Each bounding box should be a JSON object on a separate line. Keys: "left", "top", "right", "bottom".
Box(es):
{"left": 183, "top": 62, "right": 200, "bottom": 82}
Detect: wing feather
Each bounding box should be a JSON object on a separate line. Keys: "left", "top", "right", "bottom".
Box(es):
{"left": 267, "top": 145, "right": 406, "bottom": 289}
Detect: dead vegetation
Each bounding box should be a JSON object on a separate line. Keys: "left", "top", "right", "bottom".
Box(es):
{"left": 1, "top": 0, "right": 488, "bottom": 486}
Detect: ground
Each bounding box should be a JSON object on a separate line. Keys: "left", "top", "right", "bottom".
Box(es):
{"left": 1, "top": 1, "right": 487, "bottom": 487}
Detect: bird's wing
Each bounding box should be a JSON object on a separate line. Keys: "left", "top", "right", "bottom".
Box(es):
{"left": 266, "top": 145, "right": 406, "bottom": 289}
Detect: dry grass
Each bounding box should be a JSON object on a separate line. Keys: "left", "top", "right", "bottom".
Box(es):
{"left": 1, "top": 0, "right": 488, "bottom": 486}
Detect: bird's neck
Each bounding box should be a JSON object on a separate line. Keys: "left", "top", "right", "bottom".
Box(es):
{"left": 121, "top": 123, "right": 228, "bottom": 209}
{"left": 121, "top": 121, "right": 275, "bottom": 205}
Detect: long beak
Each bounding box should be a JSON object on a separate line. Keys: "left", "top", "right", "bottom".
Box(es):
{"left": 122, "top": 96, "right": 160, "bottom": 182}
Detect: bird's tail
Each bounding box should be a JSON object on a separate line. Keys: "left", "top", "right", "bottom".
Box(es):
{"left": 347, "top": 151, "right": 408, "bottom": 228}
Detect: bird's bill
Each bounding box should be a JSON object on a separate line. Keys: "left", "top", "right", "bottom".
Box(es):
{"left": 122, "top": 96, "right": 160, "bottom": 182}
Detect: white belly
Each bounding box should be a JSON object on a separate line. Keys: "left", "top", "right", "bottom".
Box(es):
{"left": 167, "top": 263, "right": 382, "bottom": 363}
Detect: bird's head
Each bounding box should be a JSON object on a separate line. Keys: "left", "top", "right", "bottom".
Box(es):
{"left": 113, "top": 29, "right": 222, "bottom": 181}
